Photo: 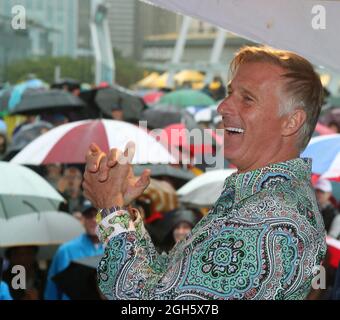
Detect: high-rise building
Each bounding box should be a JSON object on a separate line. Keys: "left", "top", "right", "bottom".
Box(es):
{"left": 0, "top": 14, "right": 31, "bottom": 81}
{"left": 0, "top": 0, "right": 84, "bottom": 57}
{"left": 106, "top": 0, "right": 179, "bottom": 59}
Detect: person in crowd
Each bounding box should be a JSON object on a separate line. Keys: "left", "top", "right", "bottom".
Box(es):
{"left": 41, "top": 113, "right": 70, "bottom": 127}
{"left": 59, "top": 166, "right": 87, "bottom": 215}
{"left": 0, "top": 119, "right": 8, "bottom": 159}
{"left": 111, "top": 99, "right": 124, "bottom": 121}
{"left": 44, "top": 202, "right": 104, "bottom": 300}
{"left": 83, "top": 46, "right": 326, "bottom": 300}
{"left": 51, "top": 79, "right": 81, "bottom": 96}
{"left": 203, "top": 76, "right": 226, "bottom": 101}
{"left": 0, "top": 131, "right": 7, "bottom": 160}
{"left": 161, "top": 208, "right": 199, "bottom": 253}
{"left": 0, "top": 281, "right": 13, "bottom": 300}
{"left": 12, "top": 115, "right": 37, "bottom": 137}
{"left": 328, "top": 121, "right": 340, "bottom": 133}
{"left": 2, "top": 246, "right": 46, "bottom": 300}
{"left": 315, "top": 179, "right": 339, "bottom": 233}
{"left": 44, "top": 164, "right": 63, "bottom": 190}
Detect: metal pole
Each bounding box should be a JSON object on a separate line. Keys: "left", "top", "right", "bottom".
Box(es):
{"left": 167, "top": 16, "right": 192, "bottom": 88}
{"left": 205, "top": 28, "right": 226, "bottom": 84}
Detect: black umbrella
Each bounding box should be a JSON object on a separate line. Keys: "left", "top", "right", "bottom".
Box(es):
{"left": 9, "top": 89, "right": 86, "bottom": 116}
{"left": 52, "top": 255, "right": 103, "bottom": 300}
{"left": 134, "top": 164, "right": 195, "bottom": 190}
{"left": 134, "top": 164, "right": 195, "bottom": 181}
{"left": 94, "top": 85, "right": 146, "bottom": 122}
{"left": 6, "top": 121, "right": 53, "bottom": 155}
{"left": 141, "top": 105, "right": 199, "bottom": 130}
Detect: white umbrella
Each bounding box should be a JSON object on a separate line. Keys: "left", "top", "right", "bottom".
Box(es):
{"left": 10, "top": 119, "right": 176, "bottom": 165}
{"left": 0, "top": 211, "right": 84, "bottom": 247}
{"left": 0, "top": 211, "right": 84, "bottom": 259}
{"left": 142, "top": 0, "right": 340, "bottom": 73}
{"left": 177, "top": 168, "right": 236, "bottom": 207}
{"left": 0, "top": 161, "right": 65, "bottom": 219}
{"left": 194, "top": 105, "right": 218, "bottom": 123}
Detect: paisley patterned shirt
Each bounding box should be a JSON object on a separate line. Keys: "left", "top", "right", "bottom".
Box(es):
{"left": 96, "top": 158, "right": 327, "bottom": 300}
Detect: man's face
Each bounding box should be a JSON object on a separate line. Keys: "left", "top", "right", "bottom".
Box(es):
{"left": 217, "top": 62, "right": 288, "bottom": 172}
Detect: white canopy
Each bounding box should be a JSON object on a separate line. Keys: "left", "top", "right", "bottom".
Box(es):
{"left": 142, "top": 0, "right": 340, "bottom": 73}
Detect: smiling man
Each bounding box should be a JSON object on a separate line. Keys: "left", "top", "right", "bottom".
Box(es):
{"left": 83, "top": 46, "right": 326, "bottom": 300}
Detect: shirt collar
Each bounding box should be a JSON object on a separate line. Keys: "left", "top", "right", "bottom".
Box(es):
{"left": 224, "top": 158, "right": 312, "bottom": 203}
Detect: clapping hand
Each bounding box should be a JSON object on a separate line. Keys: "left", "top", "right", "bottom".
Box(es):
{"left": 83, "top": 141, "right": 151, "bottom": 209}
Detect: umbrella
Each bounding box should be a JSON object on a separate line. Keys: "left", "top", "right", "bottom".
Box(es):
{"left": 148, "top": 72, "right": 172, "bottom": 89}
{"left": 301, "top": 134, "right": 340, "bottom": 181}
{"left": 177, "top": 169, "right": 236, "bottom": 207}
{"left": 139, "top": 178, "right": 178, "bottom": 214}
{"left": 52, "top": 255, "right": 102, "bottom": 300}
{"left": 0, "top": 87, "right": 11, "bottom": 116}
{"left": 8, "top": 78, "right": 47, "bottom": 111}
{"left": 136, "top": 72, "right": 160, "bottom": 89}
{"left": 194, "top": 105, "right": 219, "bottom": 123}
{"left": 9, "top": 89, "right": 86, "bottom": 116}
{"left": 134, "top": 164, "right": 195, "bottom": 181}
{"left": 134, "top": 164, "right": 196, "bottom": 190}
{"left": 141, "top": 108, "right": 182, "bottom": 129}
{"left": 143, "top": 0, "right": 340, "bottom": 74}
{"left": 5, "top": 121, "right": 53, "bottom": 155}
{"left": 159, "top": 89, "right": 215, "bottom": 108}
{"left": 0, "top": 211, "right": 84, "bottom": 260}
{"left": 142, "top": 91, "right": 164, "bottom": 105}
{"left": 94, "top": 85, "right": 146, "bottom": 122}
{"left": 142, "top": 104, "right": 199, "bottom": 130}
{"left": 174, "top": 70, "right": 205, "bottom": 85}
{"left": 141, "top": 71, "right": 204, "bottom": 90}
{"left": 10, "top": 119, "right": 176, "bottom": 165}
{"left": 0, "top": 161, "right": 65, "bottom": 219}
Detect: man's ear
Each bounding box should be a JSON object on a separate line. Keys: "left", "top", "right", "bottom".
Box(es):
{"left": 281, "top": 109, "right": 307, "bottom": 137}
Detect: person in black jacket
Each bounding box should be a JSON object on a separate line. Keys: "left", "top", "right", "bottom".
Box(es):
{"left": 315, "top": 179, "right": 339, "bottom": 233}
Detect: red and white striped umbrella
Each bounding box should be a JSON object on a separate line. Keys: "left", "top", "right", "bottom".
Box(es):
{"left": 11, "top": 119, "right": 176, "bottom": 165}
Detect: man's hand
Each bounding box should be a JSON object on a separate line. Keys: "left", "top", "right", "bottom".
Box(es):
{"left": 83, "top": 142, "right": 151, "bottom": 208}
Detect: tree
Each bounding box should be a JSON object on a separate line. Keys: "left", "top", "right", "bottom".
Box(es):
{"left": 5, "top": 51, "right": 144, "bottom": 88}
{"left": 6, "top": 56, "right": 94, "bottom": 84}
{"left": 114, "top": 50, "right": 144, "bottom": 88}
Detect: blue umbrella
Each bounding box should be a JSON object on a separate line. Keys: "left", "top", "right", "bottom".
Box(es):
{"left": 8, "top": 79, "right": 47, "bottom": 111}
{"left": 301, "top": 134, "right": 340, "bottom": 181}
